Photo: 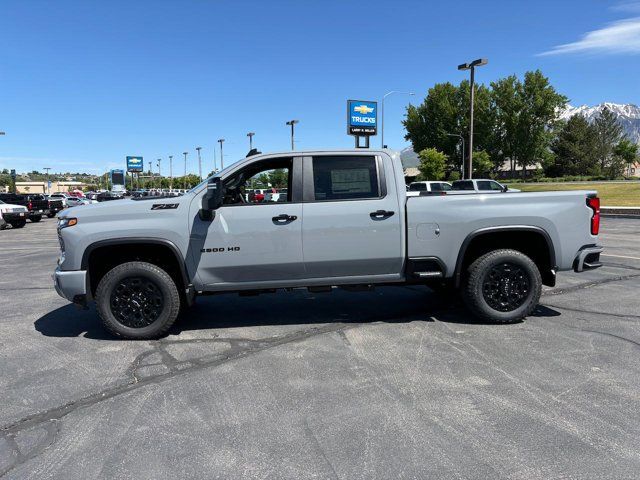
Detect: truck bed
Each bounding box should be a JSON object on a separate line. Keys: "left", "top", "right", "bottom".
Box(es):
{"left": 406, "top": 190, "right": 597, "bottom": 276}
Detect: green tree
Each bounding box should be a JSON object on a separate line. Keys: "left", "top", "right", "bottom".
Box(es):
{"left": 593, "top": 107, "right": 623, "bottom": 173}
{"left": 472, "top": 151, "right": 493, "bottom": 177}
{"left": 417, "top": 148, "right": 447, "bottom": 180}
{"left": 613, "top": 139, "right": 638, "bottom": 178}
{"left": 269, "top": 169, "right": 288, "bottom": 188}
{"left": 514, "top": 70, "right": 568, "bottom": 177}
{"left": 549, "top": 115, "right": 599, "bottom": 176}
{"left": 489, "top": 75, "right": 522, "bottom": 174}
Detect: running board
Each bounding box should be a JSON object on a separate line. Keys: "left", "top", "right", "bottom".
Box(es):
{"left": 413, "top": 271, "right": 444, "bottom": 278}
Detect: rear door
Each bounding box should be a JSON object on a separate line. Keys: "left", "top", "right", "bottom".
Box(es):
{"left": 301, "top": 154, "right": 403, "bottom": 279}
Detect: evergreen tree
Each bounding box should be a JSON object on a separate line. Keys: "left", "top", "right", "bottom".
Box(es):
{"left": 549, "top": 115, "right": 599, "bottom": 176}
{"left": 593, "top": 107, "right": 624, "bottom": 172}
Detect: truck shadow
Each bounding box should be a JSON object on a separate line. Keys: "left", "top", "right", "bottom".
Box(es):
{"left": 34, "top": 287, "right": 562, "bottom": 340}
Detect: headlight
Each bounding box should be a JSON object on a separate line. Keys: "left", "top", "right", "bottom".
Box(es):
{"left": 58, "top": 217, "right": 78, "bottom": 229}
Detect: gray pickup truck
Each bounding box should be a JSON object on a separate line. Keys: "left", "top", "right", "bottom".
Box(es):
{"left": 54, "top": 149, "right": 603, "bottom": 339}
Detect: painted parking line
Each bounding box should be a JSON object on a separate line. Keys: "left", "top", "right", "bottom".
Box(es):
{"left": 601, "top": 253, "right": 640, "bottom": 260}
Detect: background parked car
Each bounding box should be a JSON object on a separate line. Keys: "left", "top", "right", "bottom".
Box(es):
{"left": 451, "top": 179, "right": 520, "bottom": 193}
{"left": 0, "top": 199, "right": 29, "bottom": 228}
{"left": 408, "top": 181, "right": 453, "bottom": 193}
{"left": 45, "top": 195, "right": 65, "bottom": 217}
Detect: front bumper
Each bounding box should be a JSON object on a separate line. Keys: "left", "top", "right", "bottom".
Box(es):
{"left": 573, "top": 245, "right": 604, "bottom": 272}
{"left": 53, "top": 267, "right": 87, "bottom": 303}
{"left": 2, "top": 211, "right": 28, "bottom": 222}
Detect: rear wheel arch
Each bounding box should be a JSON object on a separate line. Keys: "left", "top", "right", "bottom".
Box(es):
{"left": 82, "top": 238, "right": 191, "bottom": 301}
{"left": 454, "top": 226, "right": 556, "bottom": 287}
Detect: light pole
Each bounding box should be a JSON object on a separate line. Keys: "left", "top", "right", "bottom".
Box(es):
{"left": 169, "top": 155, "right": 173, "bottom": 190}
{"left": 286, "top": 120, "right": 299, "bottom": 150}
{"left": 446, "top": 133, "right": 466, "bottom": 178}
{"left": 381, "top": 91, "right": 414, "bottom": 148}
{"left": 196, "top": 147, "right": 202, "bottom": 181}
{"left": 148, "top": 161, "right": 152, "bottom": 189}
{"left": 247, "top": 132, "right": 255, "bottom": 151}
{"left": 43, "top": 167, "right": 51, "bottom": 194}
{"left": 183, "top": 152, "right": 188, "bottom": 189}
{"left": 217, "top": 139, "right": 225, "bottom": 169}
{"left": 458, "top": 58, "right": 488, "bottom": 179}
{"left": 157, "top": 158, "right": 162, "bottom": 190}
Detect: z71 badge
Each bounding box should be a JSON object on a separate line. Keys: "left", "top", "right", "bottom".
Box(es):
{"left": 151, "top": 203, "right": 179, "bottom": 210}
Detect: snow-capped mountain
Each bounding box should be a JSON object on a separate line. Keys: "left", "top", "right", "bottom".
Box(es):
{"left": 559, "top": 102, "right": 640, "bottom": 144}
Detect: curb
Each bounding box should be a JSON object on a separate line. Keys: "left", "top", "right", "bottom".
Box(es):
{"left": 601, "top": 206, "right": 640, "bottom": 218}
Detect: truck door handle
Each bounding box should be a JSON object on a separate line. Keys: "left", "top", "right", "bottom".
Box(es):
{"left": 272, "top": 214, "right": 297, "bottom": 224}
{"left": 370, "top": 210, "right": 395, "bottom": 220}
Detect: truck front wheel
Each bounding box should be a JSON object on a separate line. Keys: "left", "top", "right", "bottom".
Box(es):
{"left": 96, "top": 261, "right": 181, "bottom": 339}
{"left": 29, "top": 215, "right": 42, "bottom": 222}
{"left": 463, "top": 249, "right": 541, "bottom": 323}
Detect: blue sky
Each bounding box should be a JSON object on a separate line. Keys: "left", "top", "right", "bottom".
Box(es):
{"left": 1, "top": 0, "right": 640, "bottom": 175}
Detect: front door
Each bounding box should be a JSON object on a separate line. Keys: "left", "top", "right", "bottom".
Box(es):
{"left": 190, "top": 156, "right": 304, "bottom": 287}
{"left": 301, "top": 154, "right": 403, "bottom": 278}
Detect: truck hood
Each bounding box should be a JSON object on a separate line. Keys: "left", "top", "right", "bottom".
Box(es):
{"left": 0, "top": 203, "right": 29, "bottom": 212}
{"left": 58, "top": 196, "right": 192, "bottom": 221}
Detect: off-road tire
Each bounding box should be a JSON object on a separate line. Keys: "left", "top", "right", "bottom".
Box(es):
{"left": 96, "top": 261, "right": 181, "bottom": 339}
{"left": 29, "top": 215, "right": 42, "bottom": 222}
{"left": 463, "top": 249, "right": 541, "bottom": 323}
{"left": 10, "top": 220, "right": 26, "bottom": 229}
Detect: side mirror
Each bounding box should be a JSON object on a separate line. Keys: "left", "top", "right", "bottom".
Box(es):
{"left": 502, "top": 185, "right": 509, "bottom": 192}
{"left": 199, "top": 177, "right": 223, "bottom": 221}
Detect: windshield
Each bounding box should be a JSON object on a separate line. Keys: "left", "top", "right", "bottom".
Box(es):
{"left": 186, "top": 159, "right": 243, "bottom": 194}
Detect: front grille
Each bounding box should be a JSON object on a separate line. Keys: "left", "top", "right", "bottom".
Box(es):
{"left": 58, "top": 233, "right": 65, "bottom": 253}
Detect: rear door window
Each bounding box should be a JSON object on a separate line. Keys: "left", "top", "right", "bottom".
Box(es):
{"left": 452, "top": 180, "right": 474, "bottom": 190}
{"left": 311, "top": 156, "right": 380, "bottom": 201}
{"left": 477, "top": 181, "right": 493, "bottom": 191}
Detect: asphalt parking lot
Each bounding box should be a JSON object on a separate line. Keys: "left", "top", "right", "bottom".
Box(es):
{"left": 1, "top": 217, "right": 639, "bottom": 479}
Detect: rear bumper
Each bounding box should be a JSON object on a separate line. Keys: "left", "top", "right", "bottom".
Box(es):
{"left": 573, "top": 245, "right": 603, "bottom": 272}
{"left": 53, "top": 267, "right": 87, "bottom": 303}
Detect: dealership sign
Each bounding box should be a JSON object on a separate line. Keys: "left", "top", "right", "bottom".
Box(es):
{"left": 126, "top": 156, "right": 143, "bottom": 172}
{"left": 347, "top": 100, "right": 377, "bottom": 136}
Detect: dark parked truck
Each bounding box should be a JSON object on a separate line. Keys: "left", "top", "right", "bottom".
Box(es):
{"left": 54, "top": 149, "right": 603, "bottom": 339}
{"left": 47, "top": 197, "right": 65, "bottom": 217}
{"left": 0, "top": 193, "right": 48, "bottom": 222}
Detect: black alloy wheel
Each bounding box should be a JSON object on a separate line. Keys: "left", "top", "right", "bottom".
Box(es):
{"left": 110, "top": 276, "right": 165, "bottom": 328}
{"left": 481, "top": 262, "right": 531, "bottom": 312}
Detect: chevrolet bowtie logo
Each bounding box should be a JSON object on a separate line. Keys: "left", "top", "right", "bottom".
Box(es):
{"left": 353, "top": 104, "right": 374, "bottom": 114}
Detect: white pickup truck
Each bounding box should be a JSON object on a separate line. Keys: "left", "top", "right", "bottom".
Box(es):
{"left": 54, "top": 149, "right": 602, "bottom": 339}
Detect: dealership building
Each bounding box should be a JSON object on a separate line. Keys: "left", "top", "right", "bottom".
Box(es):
{"left": 13, "top": 181, "right": 87, "bottom": 194}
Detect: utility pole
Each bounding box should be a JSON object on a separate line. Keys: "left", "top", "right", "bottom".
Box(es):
{"left": 147, "top": 161, "right": 152, "bottom": 188}
{"left": 196, "top": 147, "right": 202, "bottom": 181}
{"left": 285, "top": 120, "right": 299, "bottom": 150}
{"left": 169, "top": 155, "right": 173, "bottom": 190}
{"left": 183, "top": 152, "right": 188, "bottom": 189}
{"left": 458, "top": 58, "right": 488, "bottom": 179}
{"left": 43, "top": 167, "right": 51, "bottom": 195}
{"left": 247, "top": 132, "right": 255, "bottom": 151}
{"left": 217, "top": 139, "right": 225, "bottom": 169}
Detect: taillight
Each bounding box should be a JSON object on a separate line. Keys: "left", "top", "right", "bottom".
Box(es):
{"left": 587, "top": 196, "right": 600, "bottom": 236}
{"left": 28, "top": 201, "right": 33, "bottom": 210}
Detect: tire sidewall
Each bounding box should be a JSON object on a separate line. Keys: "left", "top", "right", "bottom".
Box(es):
{"left": 96, "top": 262, "right": 180, "bottom": 339}
{"left": 467, "top": 250, "right": 541, "bottom": 322}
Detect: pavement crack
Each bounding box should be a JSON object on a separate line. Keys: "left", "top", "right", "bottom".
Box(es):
{"left": 0, "top": 322, "right": 356, "bottom": 443}
{"left": 542, "top": 272, "right": 640, "bottom": 297}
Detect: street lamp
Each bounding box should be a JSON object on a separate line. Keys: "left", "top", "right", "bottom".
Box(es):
{"left": 285, "top": 120, "right": 299, "bottom": 150}
{"left": 446, "top": 133, "right": 465, "bottom": 178}
{"left": 196, "top": 147, "right": 202, "bottom": 181}
{"left": 183, "top": 152, "right": 189, "bottom": 189}
{"left": 43, "top": 167, "right": 51, "bottom": 194}
{"left": 247, "top": 132, "right": 255, "bottom": 151}
{"left": 381, "top": 91, "right": 414, "bottom": 148}
{"left": 148, "top": 161, "right": 152, "bottom": 189}
{"left": 217, "top": 139, "right": 225, "bottom": 169}
{"left": 157, "top": 158, "right": 162, "bottom": 190}
{"left": 458, "top": 58, "right": 488, "bottom": 179}
{"left": 169, "top": 155, "right": 173, "bottom": 190}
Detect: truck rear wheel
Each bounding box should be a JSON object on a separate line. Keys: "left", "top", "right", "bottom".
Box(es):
{"left": 29, "top": 215, "right": 42, "bottom": 222}
{"left": 47, "top": 212, "right": 56, "bottom": 218}
{"left": 463, "top": 249, "right": 541, "bottom": 323}
{"left": 96, "top": 261, "right": 181, "bottom": 339}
